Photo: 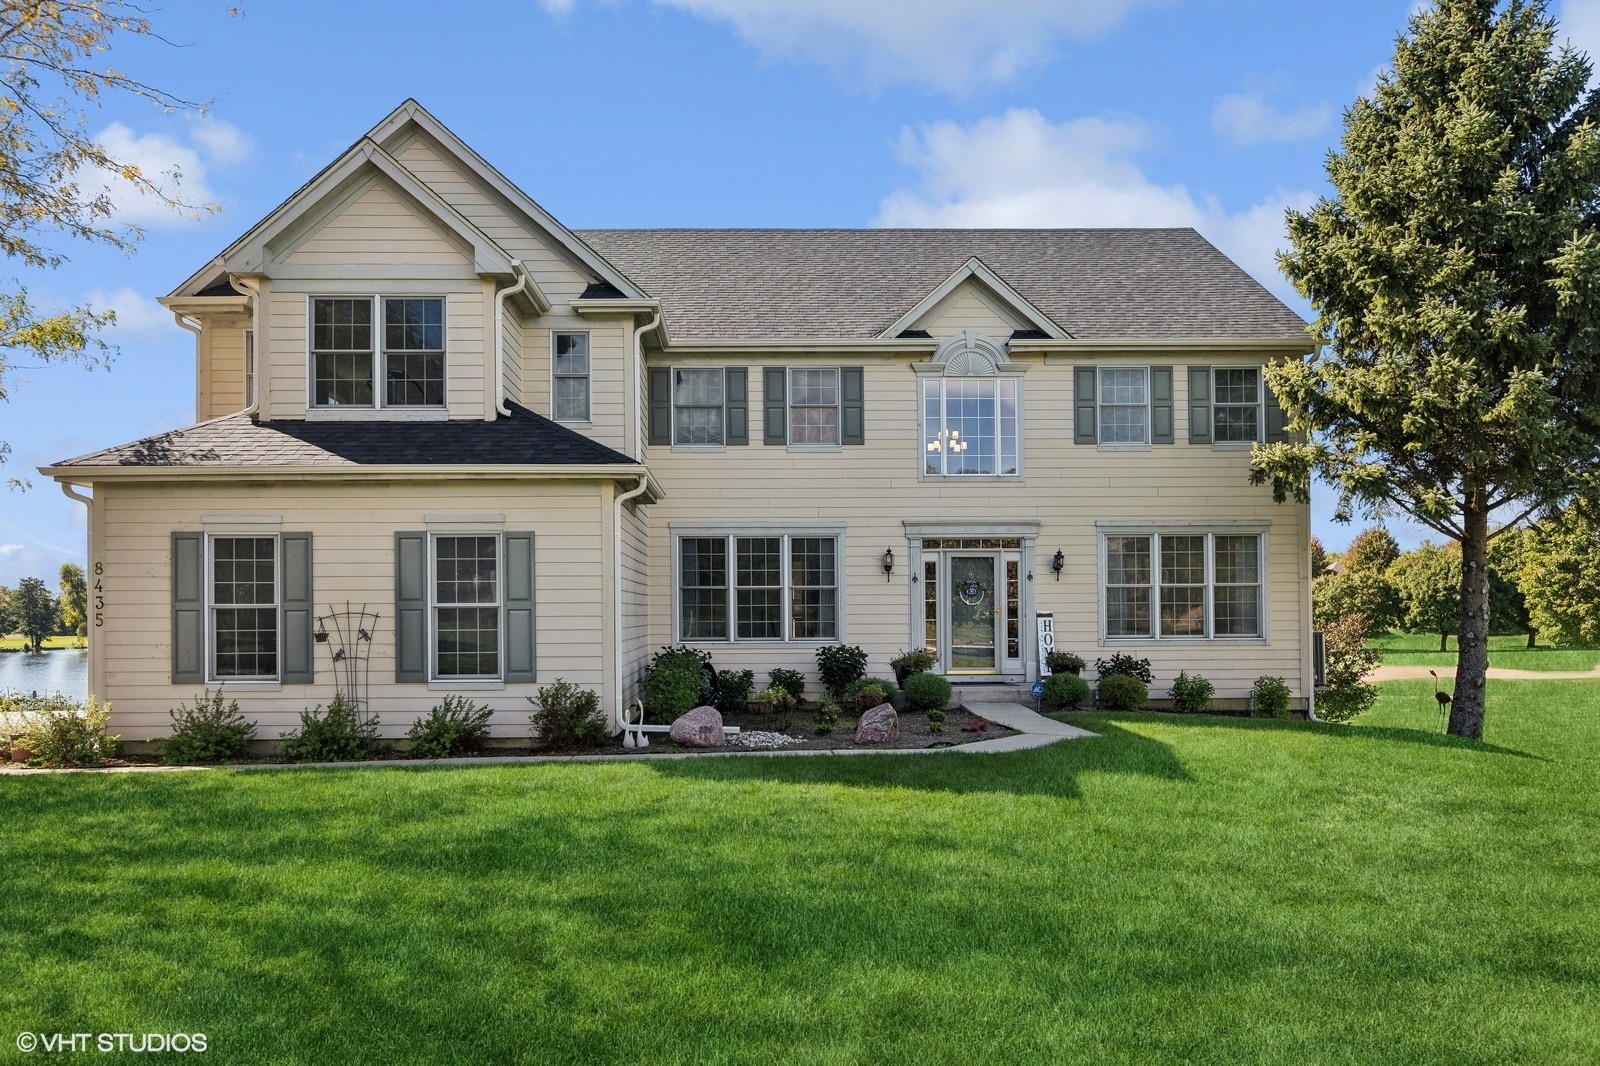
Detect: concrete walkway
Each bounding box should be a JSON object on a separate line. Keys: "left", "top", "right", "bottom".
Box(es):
{"left": 1367, "top": 663, "right": 1600, "bottom": 682}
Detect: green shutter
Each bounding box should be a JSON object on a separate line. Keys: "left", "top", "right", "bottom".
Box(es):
{"left": 395, "top": 532, "right": 427, "bottom": 683}
{"left": 1188, "top": 366, "right": 1212, "bottom": 444}
{"left": 648, "top": 367, "right": 671, "bottom": 446}
{"left": 841, "top": 367, "right": 865, "bottom": 445}
{"left": 504, "top": 532, "right": 536, "bottom": 683}
{"left": 725, "top": 368, "right": 748, "bottom": 445}
{"left": 1151, "top": 367, "right": 1174, "bottom": 444}
{"left": 1074, "top": 367, "right": 1097, "bottom": 444}
{"left": 1265, "top": 371, "right": 1289, "bottom": 442}
{"left": 281, "top": 532, "right": 314, "bottom": 685}
{"left": 171, "top": 532, "right": 203, "bottom": 684}
{"left": 763, "top": 367, "right": 786, "bottom": 445}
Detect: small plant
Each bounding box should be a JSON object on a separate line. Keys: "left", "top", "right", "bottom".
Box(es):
{"left": 1094, "top": 653, "right": 1153, "bottom": 684}
{"left": 1097, "top": 674, "right": 1149, "bottom": 710}
{"left": 643, "top": 645, "right": 712, "bottom": 724}
{"left": 12, "top": 695, "right": 119, "bottom": 768}
{"left": 162, "top": 689, "right": 256, "bottom": 764}
{"left": 889, "top": 648, "right": 935, "bottom": 684}
{"left": 854, "top": 684, "right": 888, "bottom": 710}
{"left": 1045, "top": 651, "right": 1086, "bottom": 675}
{"left": 902, "top": 671, "right": 953, "bottom": 713}
{"left": 529, "top": 679, "right": 607, "bottom": 750}
{"left": 1043, "top": 672, "right": 1091, "bottom": 710}
{"left": 848, "top": 676, "right": 897, "bottom": 709}
{"left": 768, "top": 668, "right": 807, "bottom": 705}
{"left": 747, "top": 686, "right": 788, "bottom": 713}
{"left": 814, "top": 696, "right": 840, "bottom": 735}
{"left": 1316, "top": 613, "right": 1381, "bottom": 724}
{"left": 927, "top": 706, "right": 946, "bottom": 733}
{"left": 407, "top": 694, "right": 494, "bottom": 759}
{"left": 1168, "top": 671, "right": 1215, "bottom": 714}
{"left": 1251, "top": 675, "right": 1293, "bottom": 720}
{"left": 815, "top": 644, "right": 869, "bottom": 701}
{"left": 716, "top": 669, "right": 755, "bottom": 715}
{"left": 279, "top": 692, "right": 379, "bottom": 763}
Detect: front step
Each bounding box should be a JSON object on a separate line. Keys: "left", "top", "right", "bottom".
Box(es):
{"left": 950, "top": 682, "right": 1037, "bottom": 706}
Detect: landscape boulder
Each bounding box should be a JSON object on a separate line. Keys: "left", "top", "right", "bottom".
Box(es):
{"left": 854, "top": 703, "right": 899, "bottom": 744}
{"left": 670, "top": 705, "right": 725, "bottom": 748}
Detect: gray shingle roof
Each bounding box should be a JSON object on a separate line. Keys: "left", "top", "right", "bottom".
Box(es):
{"left": 50, "top": 402, "right": 636, "bottom": 469}
{"left": 576, "top": 228, "right": 1307, "bottom": 342}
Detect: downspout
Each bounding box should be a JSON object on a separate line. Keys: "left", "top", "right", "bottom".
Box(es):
{"left": 493, "top": 267, "right": 531, "bottom": 418}
{"left": 173, "top": 313, "right": 203, "bottom": 422}
{"left": 612, "top": 474, "right": 650, "bottom": 730}
{"left": 59, "top": 482, "right": 94, "bottom": 696}
{"left": 632, "top": 309, "right": 660, "bottom": 459}
{"left": 228, "top": 274, "right": 262, "bottom": 418}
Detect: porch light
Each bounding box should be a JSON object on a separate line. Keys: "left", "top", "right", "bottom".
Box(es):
{"left": 1051, "top": 550, "right": 1065, "bottom": 580}
{"left": 882, "top": 548, "right": 895, "bottom": 581}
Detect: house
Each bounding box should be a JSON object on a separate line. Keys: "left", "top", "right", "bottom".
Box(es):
{"left": 42, "top": 100, "right": 1315, "bottom": 745}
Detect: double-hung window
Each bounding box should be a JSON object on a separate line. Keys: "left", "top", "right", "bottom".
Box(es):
{"left": 1103, "top": 531, "right": 1263, "bottom": 639}
{"left": 677, "top": 533, "right": 838, "bottom": 642}
{"left": 673, "top": 368, "right": 725, "bottom": 445}
{"left": 553, "top": 332, "right": 591, "bottom": 422}
{"left": 1213, "top": 367, "right": 1261, "bottom": 443}
{"left": 433, "top": 535, "right": 501, "bottom": 679}
{"left": 311, "top": 296, "right": 445, "bottom": 409}
{"left": 210, "top": 536, "right": 278, "bottom": 679}
{"left": 922, "top": 378, "right": 1020, "bottom": 476}
{"left": 789, "top": 368, "right": 840, "bottom": 445}
{"left": 1098, "top": 368, "right": 1149, "bottom": 444}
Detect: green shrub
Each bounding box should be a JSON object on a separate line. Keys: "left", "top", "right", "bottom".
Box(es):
{"left": 643, "top": 646, "right": 711, "bottom": 724}
{"left": 927, "top": 706, "right": 946, "bottom": 733}
{"left": 1045, "top": 651, "right": 1085, "bottom": 674}
{"left": 1168, "top": 671, "right": 1215, "bottom": 714}
{"left": 768, "top": 668, "right": 807, "bottom": 705}
{"left": 1094, "top": 653, "right": 1153, "bottom": 684}
{"left": 854, "top": 684, "right": 888, "bottom": 709}
{"left": 406, "top": 694, "right": 494, "bottom": 759}
{"left": 748, "top": 686, "right": 793, "bottom": 711}
{"left": 1251, "top": 675, "right": 1293, "bottom": 720}
{"left": 12, "top": 695, "right": 118, "bottom": 768}
{"left": 848, "top": 676, "right": 897, "bottom": 708}
{"left": 902, "top": 671, "right": 953, "bottom": 712}
{"left": 814, "top": 697, "right": 840, "bottom": 735}
{"left": 529, "top": 679, "right": 607, "bottom": 750}
{"left": 815, "top": 644, "right": 869, "bottom": 701}
{"left": 1316, "top": 613, "right": 1380, "bottom": 724}
{"left": 162, "top": 689, "right": 256, "bottom": 764}
{"left": 279, "top": 692, "right": 378, "bottom": 762}
{"left": 716, "top": 669, "right": 756, "bottom": 714}
{"left": 1043, "top": 672, "right": 1091, "bottom": 709}
{"left": 1097, "top": 674, "right": 1149, "bottom": 710}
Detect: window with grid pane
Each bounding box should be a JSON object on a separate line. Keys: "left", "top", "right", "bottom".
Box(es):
{"left": 673, "top": 369, "right": 725, "bottom": 445}
{"left": 1098, "top": 368, "right": 1149, "bottom": 444}
{"left": 1213, "top": 535, "right": 1262, "bottom": 636}
{"left": 384, "top": 298, "right": 444, "bottom": 407}
{"left": 312, "top": 298, "right": 374, "bottom": 406}
{"left": 789, "top": 368, "right": 840, "bottom": 445}
{"left": 736, "top": 537, "right": 782, "bottom": 639}
{"left": 1160, "top": 535, "right": 1207, "bottom": 637}
{"left": 212, "top": 536, "right": 277, "bottom": 679}
{"left": 790, "top": 538, "right": 837, "bottom": 640}
{"left": 434, "top": 535, "right": 500, "bottom": 678}
{"left": 1213, "top": 368, "right": 1261, "bottom": 443}
{"left": 553, "top": 332, "right": 590, "bottom": 422}
{"left": 679, "top": 537, "right": 728, "bottom": 640}
{"left": 922, "top": 377, "right": 1019, "bottom": 476}
{"left": 677, "top": 534, "right": 837, "bottom": 642}
{"left": 1105, "top": 535, "right": 1152, "bottom": 637}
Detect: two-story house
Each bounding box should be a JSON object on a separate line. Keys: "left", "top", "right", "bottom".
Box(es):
{"left": 43, "top": 101, "right": 1315, "bottom": 745}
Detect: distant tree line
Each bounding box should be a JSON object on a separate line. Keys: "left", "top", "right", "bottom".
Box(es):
{"left": 0, "top": 564, "right": 87, "bottom": 652}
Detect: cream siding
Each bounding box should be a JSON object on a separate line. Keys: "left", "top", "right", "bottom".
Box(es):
{"left": 502, "top": 303, "right": 525, "bottom": 415}
{"left": 521, "top": 315, "right": 630, "bottom": 453}
{"left": 620, "top": 492, "right": 651, "bottom": 706}
{"left": 917, "top": 282, "right": 1028, "bottom": 339}
{"left": 197, "top": 313, "right": 249, "bottom": 422}
{"left": 279, "top": 179, "right": 469, "bottom": 267}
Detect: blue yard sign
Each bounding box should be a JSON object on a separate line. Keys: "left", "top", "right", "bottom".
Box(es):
{"left": 1031, "top": 680, "right": 1045, "bottom": 701}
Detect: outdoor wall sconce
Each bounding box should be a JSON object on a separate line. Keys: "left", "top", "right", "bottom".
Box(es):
{"left": 882, "top": 548, "right": 895, "bottom": 581}
{"left": 1051, "top": 550, "right": 1065, "bottom": 580}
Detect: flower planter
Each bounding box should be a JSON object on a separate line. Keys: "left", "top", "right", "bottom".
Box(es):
{"left": 10, "top": 741, "right": 33, "bottom": 764}
{"left": 745, "top": 700, "right": 772, "bottom": 716}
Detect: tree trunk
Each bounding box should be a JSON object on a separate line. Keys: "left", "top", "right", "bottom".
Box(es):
{"left": 1438, "top": 631, "right": 1448, "bottom": 653}
{"left": 1527, "top": 628, "right": 1536, "bottom": 649}
{"left": 1450, "top": 498, "right": 1491, "bottom": 739}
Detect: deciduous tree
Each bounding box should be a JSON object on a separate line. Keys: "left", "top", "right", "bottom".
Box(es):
{"left": 1520, "top": 502, "right": 1600, "bottom": 647}
{"left": 14, "top": 574, "right": 57, "bottom": 651}
{"left": 58, "top": 561, "right": 86, "bottom": 638}
{"left": 1389, "top": 542, "right": 1461, "bottom": 652}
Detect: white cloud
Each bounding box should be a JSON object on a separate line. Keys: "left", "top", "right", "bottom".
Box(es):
{"left": 81, "top": 287, "right": 177, "bottom": 339}
{"left": 876, "top": 108, "right": 1314, "bottom": 304}
{"left": 188, "top": 119, "right": 253, "bottom": 167}
{"left": 83, "top": 118, "right": 251, "bottom": 229}
{"left": 1211, "top": 91, "right": 1333, "bottom": 145}
{"left": 0, "top": 544, "right": 23, "bottom": 558}
{"left": 538, "top": 0, "right": 575, "bottom": 11}
{"left": 646, "top": 0, "right": 1162, "bottom": 92}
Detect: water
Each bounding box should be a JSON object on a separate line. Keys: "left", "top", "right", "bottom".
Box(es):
{"left": 0, "top": 649, "right": 89, "bottom": 701}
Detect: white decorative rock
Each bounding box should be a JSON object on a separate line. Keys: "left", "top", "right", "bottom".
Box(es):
{"left": 854, "top": 703, "right": 899, "bottom": 744}
{"left": 670, "top": 705, "right": 726, "bottom": 747}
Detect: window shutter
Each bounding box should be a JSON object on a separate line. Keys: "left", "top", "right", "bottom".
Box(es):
{"left": 725, "top": 368, "right": 749, "bottom": 445}
{"left": 763, "top": 367, "right": 787, "bottom": 445}
{"left": 1151, "top": 367, "right": 1174, "bottom": 444}
{"left": 171, "top": 532, "right": 203, "bottom": 685}
{"left": 1265, "top": 374, "right": 1289, "bottom": 442}
{"left": 1188, "top": 366, "right": 1212, "bottom": 444}
{"left": 648, "top": 367, "right": 671, "bottom": 446}
{"left": 281, "top": 532, "right": 314, "bottom": 685}
{"left": 504, "top": 532, "right": 536, "bottom": 684}
{"left": 841, "top": 367, "right": 865, "bottom": 446}
{"left": 1074, "top": 367, "right": 1097, "bottom": 444}
{"left": 395, "top": 532, "right": 427, "bottom": 683}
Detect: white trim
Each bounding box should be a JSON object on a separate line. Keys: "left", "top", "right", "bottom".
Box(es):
{"left": 304, "top": 408, "right": 449, "bottom": 423}
{"left": 670, "top": 366, "right": 728, "bottom": 447}
{"left": 918, "top": 374, "right": 1025, "bottom": 481}
{"left": 903, "top": 525, "right": 1039, "bottom": 679}
{"left": 307, "top": 294, "right": 449, "bottom": 413}
{"left": 427, "top": 531, "right": 506, "bottom": 683}
{"left": 1210, "top": 364, "right": 1266, "bottom": 445}
{"left": 787, "top": 366, "right": 842, "bottom": 447}
{"left": 1096, "top": 365, "right": 1151, "bottom": 446}
{"left": 671, "top": 530, "right": 846, "bottom": 645}
{"left": 880, "top": 257, "right": 1069, "bottom": 340}
{"left": 201, "top": 515, "right": 282, "bottom": 533}
{"left": 1095, "top": 528, "right": 1270, "bottom": 645}
{"left": 551, "top": 330, "right": 592, "bottom": 424}
{"left": 204, "top": 532, "right": 282, "bottom": 684}
{"left": 425, "top": 514, "right": 505, "bottom": 532}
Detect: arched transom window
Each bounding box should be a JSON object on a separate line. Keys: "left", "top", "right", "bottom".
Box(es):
{"left": 919, "top": 332, "right": 1024, "bottom": 478}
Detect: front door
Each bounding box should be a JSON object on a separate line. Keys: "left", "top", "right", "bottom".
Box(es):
{"left": 921, "top": 546, "right": 1023, "bottom": 676}
{"left": 948, "top": 554, "right": 999, "bottom": 673}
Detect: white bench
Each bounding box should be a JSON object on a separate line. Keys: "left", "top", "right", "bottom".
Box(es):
{"left": 621, "top": 699, "right": 741, "bottom": 749}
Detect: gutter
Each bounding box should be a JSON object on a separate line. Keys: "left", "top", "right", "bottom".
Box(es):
{"left": 632, "top": 308, "right": 660, "bottom": 459}
{"left": 611, "top": 475, "right": 651, "bottom": 731}
{"left": 172, "top": 313, "right": 203, "bottom": 421}
{"left": 493, "top": 266, "right": 531, "bottom": 419}
{"left": 39, "top": 463, "right": 658, "bottom": 485}
{"left": 228, "top": 274, "right": 263, "bottom": 417}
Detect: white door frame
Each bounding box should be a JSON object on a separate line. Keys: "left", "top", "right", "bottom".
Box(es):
{"left": 903, "top": 521, "right": 1040, "bottom": 679}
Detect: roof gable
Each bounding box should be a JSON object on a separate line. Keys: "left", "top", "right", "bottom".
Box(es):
{"left": 882, "top": 257, "right": 1069, "bottom": 340}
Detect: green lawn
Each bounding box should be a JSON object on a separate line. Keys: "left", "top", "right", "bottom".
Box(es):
{"left": 1371, "top": 630, "right": 1600, "bottom": 671}
{"left": 0, "top": 635, "right": 85, "bottom": 652}
{"left": 2, "top": 683, "right": 1597, "bottom": 1063}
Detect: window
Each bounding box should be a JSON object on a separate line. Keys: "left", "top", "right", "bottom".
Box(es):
{"left": 1103, "top": 531, "right": 1263, "bottom": 639}
{"left": 553, "top": 332, "right": 590, "bottom": 422}
{"left": 1213, "top": 367, "right": 1261, "bottom": 443}
{"left": 311, "top": 296, "right": 445, "bottom": 408}
{"left": 433, "top": 535, "right": 500, "bottom": 679}
{"left": 677, "top": 534, "right": 838, "bottom": 641}
{"left": 922, "top": 378, "right": 1019, "bottom": 476}
{"left": 1098, "top": 367, "right": 1149, "bottom": 444}
{"left": 210, "top": 536, "right": 277, "bottom": 679}
{"left": 789, "top": 368, "right": 839, "bottom": 445}
{"left": 673, "top": 368, "right": 725, "bottom": 445}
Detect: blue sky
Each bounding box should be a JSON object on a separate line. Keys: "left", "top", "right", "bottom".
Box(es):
{"left": 3, "top": 0, "right": 1598, "bottom": 586}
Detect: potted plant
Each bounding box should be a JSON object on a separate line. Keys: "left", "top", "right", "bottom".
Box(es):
{"left": 890, "top": 648, "right": 935, "bottom": 687}
{"left": 1046, "top": 651, "right": 1085, "bottom": 676}
{"left": 747, "top": 686, "right": 784, "bottom": 715}
{"left": 9, "top": 736, "right": 32, "bottom": 764}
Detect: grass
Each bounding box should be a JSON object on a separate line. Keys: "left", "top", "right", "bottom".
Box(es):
{"left": 2, "top": 682, "right": 1597, "bottom": 1063}
{"left": 0, "top": 636, "right": 84, "bottom": 652}
{"left": 1370, "top": 631, "right": 1600, "bottom": 671}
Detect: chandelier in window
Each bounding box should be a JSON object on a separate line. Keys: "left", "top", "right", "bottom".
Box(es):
{"left": 926, "top": 428, "right": 968, "bottom": 454}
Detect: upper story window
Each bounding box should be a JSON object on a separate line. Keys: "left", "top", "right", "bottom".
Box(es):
{"left": 674, "top": 368, "right": 725, "bottom": 445}
{"left": 1098, "top": 368, "right": 1149, "bottom": 445}
{"left": 919, "top": 331, "right": 1023, "bottom": 479}
{"left": 1213, "top": 367, "right": 1261, "bottom": 443}
{"left": 311, "top": 296, "right": 444, "bottom": 409}
{"left": 789, "top": 368, "right": 840, "bottom": 445}
{"left": 553, "top": 332, "right": 590, "bottom": 422}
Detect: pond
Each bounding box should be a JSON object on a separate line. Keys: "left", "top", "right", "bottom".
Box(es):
{"left": 0, "top": 648, "right": 89, "bottom": 701}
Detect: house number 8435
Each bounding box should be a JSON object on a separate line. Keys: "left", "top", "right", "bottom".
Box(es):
{"left": 93, "top": 561, "right": 104, "bottom": 627}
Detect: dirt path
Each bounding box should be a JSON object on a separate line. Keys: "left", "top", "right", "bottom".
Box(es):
{"left": 1367, "top": 663, "right": 1600, "bottom": 682}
